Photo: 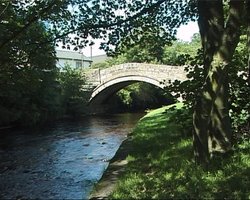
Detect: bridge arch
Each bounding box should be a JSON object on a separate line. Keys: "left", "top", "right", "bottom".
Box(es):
{"left": 85, "top": 63, "right": 187, "bottom": 106}
{"left": 89, "top": 75, "right": 165, "bottom": 105}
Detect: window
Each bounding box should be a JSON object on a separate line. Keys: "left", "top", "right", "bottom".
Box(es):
{"left": 76, "top": 61, "right": 82, "bottom": 68}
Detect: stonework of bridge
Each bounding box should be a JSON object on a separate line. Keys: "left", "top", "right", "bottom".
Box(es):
{"left": 85, "top": 63, "right": 187, "bottom": 105}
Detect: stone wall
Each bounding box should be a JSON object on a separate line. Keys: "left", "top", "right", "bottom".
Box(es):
{"left": 84, "top": 63, "right": 187, "bottom": 104}
{"left": 86, "top": 63, "right": 186, "bottom": 86}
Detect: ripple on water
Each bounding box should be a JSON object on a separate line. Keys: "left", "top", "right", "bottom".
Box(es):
{"left": 0, "top": 113, "right": 144, "bottom": 199}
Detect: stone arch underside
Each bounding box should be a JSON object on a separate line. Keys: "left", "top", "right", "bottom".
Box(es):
{"left": 89, "top": 75, "right": 165, "bottom": 105}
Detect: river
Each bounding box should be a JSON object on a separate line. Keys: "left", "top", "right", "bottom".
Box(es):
{"left": 0, "top": 113, "right": 143, "bottom": 199}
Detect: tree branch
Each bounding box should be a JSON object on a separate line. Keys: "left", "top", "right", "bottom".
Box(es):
{"left": 0, "top": 1, "right": 10, "bottom": 18}
{"left": 12, "top": 0, "right": 168, "bottom": 48}
{"left": 221, "top": 0, "right": 244, "bottom": 62}
{"left": 0, "top": 0, "right": 58, "bottom": 50}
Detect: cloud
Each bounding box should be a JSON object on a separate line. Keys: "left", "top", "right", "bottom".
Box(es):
{"left": 176, "top": 21, "right": 199, "bottom": 42}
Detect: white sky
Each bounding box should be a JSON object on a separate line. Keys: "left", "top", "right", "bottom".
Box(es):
{"left": 176, "top": 21, "right": 199, "bottom": 42}
{"left": 57, "top": 21, "right": 199, "bottom": 57}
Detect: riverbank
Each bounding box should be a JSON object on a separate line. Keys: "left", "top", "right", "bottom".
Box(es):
{"left": 91, "top": 103, "right": 250, "bottom": 199}
{"left": 89, "top": 136, "right": 133, "bottom": 199}
{"left": 89, "top": 103, "right": 184, "bottom": 199}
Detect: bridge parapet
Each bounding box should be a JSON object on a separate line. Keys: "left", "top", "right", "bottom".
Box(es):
{"left": 86, "top": 63, "right": 186, "bottom": 86}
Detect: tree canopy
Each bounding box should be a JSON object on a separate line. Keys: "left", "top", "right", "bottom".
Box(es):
{"left": 0, "top": 0, "right": 249, "bottom": 165}
{"left": 0, "top": 0, "right": 196, "bottom": 52}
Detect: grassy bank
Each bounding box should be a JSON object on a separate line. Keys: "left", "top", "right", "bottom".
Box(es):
{"left": 110, "top": 103, "right": 250, "bottom": 199}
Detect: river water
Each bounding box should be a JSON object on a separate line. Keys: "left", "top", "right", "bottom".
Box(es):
{"left": 0, "top": 113, "right": 143, "bottom": 199}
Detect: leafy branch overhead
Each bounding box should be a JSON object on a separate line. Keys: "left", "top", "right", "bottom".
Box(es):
{"left": 0, "top": 0, "right": 196, "bottom": 52}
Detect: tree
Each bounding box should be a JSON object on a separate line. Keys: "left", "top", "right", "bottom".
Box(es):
{"left": 0, "top": 2, "right": 60, "bottom": 126}
{"left": 0, "top": 0, "right": 195, "bottom": 53}
{"left": 113, "top": 25, "right": 171, "bottom": 63}
{"left": 192, "top": 0, "right": 248, "bottom": 164}
{"left": 58, "top": 65, "right": 87, "bottom": 117}
{"left": 166, "top": 1, "right": 249, "bottom": 165}
{"left": 1, "top": 0, "right": 249, "bottom": 164}
{"left": 163, "top": 34, "right": 201, "bottom": 65}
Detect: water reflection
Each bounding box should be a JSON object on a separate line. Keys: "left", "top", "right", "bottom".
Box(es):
{"left": 0, "top": 113, "right": 143, "bottom": 199}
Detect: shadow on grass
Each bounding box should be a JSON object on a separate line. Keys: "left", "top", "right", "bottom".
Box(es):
{"left": 110, "top": 105, "right": 250, "bottom": 199}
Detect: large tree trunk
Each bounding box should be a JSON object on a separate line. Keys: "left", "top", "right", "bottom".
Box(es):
{"left": 193, "top": 0, "right": 243, "bottom": 165}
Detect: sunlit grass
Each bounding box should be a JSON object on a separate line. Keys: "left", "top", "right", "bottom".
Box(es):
{"left": 110, "top": 103, "right": 250, "bottom": 199}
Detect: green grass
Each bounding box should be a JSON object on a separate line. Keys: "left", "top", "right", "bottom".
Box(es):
{"left": 110, "top": 103, "right": 250, "bottom": 199}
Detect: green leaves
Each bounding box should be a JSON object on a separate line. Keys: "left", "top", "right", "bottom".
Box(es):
{"left": 0, "top": 6, "right": 60, "bottom": 126}
{"left": 58, "top": 65, "right": 87, "bottom": 117}
{"left": 1, "top": 0, "right": 197, "bottom": 54}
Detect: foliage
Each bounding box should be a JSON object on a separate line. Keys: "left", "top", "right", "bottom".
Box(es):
{"left": 107, "top": 55, "right": 128, "bottom": 66}
{"left": 106, "top": 27, "right": 169, "bottom": 65}
{"left": 112, "top": 45, "right": 160, "bottom": 64}
{"left": 0, "top": 20, "right": 60, "bottom": 126}
{"left": 113, "top": 25, "right": 170, "bottom": 63}
{"left": 161, "top": 1, "right": 249, "bottom": 163}
{"left": 165, "top": 34, "right": 250, "bottom": 142}
{"left": 114, "top": 83, "right": 174, "bottom": 112}
{"left": 58, "top": 65, "right": 88, "bottom": 117}
{"left": 0, "top": 1, "right": 94, "bottom": 126}
{"left": 228, "top": 35, "right": 250, "bottom": 140}
{"left": 0, "top": 0, "right": 197, "bottom": 53}
{"left": 163, "top": 33, "right": 201, "bottom": 65}
{"left": 110, "top": 105, "right": 250, "bottom": 199}
{"left": 91, "top": 61, "right": 110, "bottom": 69}
{"left": 0, "top": 0, "right": 75, "bottom": 50}
{"left": 163, "top": 34, "right": 204, "bottom": 106}
{"left": 106, "top": 28, "right": 201, "bottom": 65}
{"left": 164, "top": 51, "right": 204, "bottom": 107}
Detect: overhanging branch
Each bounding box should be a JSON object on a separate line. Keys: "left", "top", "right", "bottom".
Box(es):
{"left": 1, "top": 0, "right": 168, "bottom": 49}
{"left": 0, "top": 0, "right": 58, "bottom": 50}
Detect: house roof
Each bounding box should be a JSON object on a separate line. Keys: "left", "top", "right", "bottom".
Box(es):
{"left": 56, "top": 49, "right": 108, "bottom": 64}
{"left": 56, "top": 50, "right": 92, "bottom": 61}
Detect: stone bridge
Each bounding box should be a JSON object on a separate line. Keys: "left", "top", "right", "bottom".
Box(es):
{"left": 84, "top": 63, "right": 187, "bottom": 106}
